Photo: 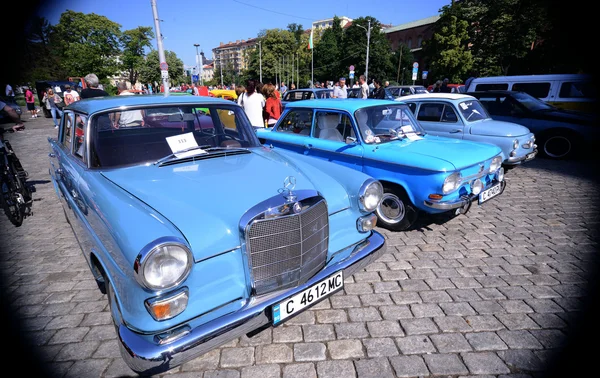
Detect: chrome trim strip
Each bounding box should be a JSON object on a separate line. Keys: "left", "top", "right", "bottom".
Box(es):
{"left": 114, "top": 231, "right": 386, "bottom": 375}
{"left": 195, "top": 246, "right": 241, "bottom": 263}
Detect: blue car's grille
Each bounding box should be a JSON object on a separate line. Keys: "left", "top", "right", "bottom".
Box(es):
{"left": 246, "top": 200, "right": 329, "bottom": 295}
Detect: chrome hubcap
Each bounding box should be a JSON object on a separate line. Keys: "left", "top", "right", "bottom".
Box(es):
{"left": 377, "top": 193, "right": 405, "bottom": 224}
{"left": 544, "top": 136, "right": 571, "bottom": 158}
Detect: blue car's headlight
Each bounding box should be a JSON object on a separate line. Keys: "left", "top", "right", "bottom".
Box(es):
{"left": 359, "top": 179, "right": 383, "bottom": 212}
{"left": 442, "top": 172, "right": 462, "bottom": 194}
{"left": 489, "top": 155, "right": 502, "bottom": 172}
{"left": 136, "top": 238, "right": 193, "bottom": 291}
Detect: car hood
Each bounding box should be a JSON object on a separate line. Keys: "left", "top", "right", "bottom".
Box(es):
{"left": 534, "top": 108, "right": 598, "bottom": 125}
{"left": 100, "top": 148, "right": 350, "bottom": 261}
{"left": 469, "top": 119, "right": 531, "bottom": 137}
{"left": 373, "top": 136, "right": 500, "bottom": 171}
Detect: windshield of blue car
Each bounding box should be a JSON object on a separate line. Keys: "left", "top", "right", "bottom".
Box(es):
{"left": 90, "top": 104, "right": 260, "bottom": 168}
{"left": 457, "top": 99, "right": 491, "bottom": 122}
{"left": 354, "top": 104, "right": 425, "bottom": 144}
{"left": 511, "top": 91, "right": 555, "bottom": 111}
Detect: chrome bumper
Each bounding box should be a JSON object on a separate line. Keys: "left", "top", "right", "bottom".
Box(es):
{"left": 423, "top": 180, "right": 506, "bottom": 211}
{"left": 116, "top": 231, "right": 386, "bottom": 375}
{"left": 505, "top": 149, "right": 538, "bottom": 165}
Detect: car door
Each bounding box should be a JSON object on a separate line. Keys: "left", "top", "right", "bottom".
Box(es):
{"left": 413, "top": 101, "right": 465, "bottom": 138}
{"left": 305, "top": 110, "right": 364, "bottom": 171}
{"left": 264, "top": 108, "right": 314, "bottom": 155}
{"left": 476, "top": 94, "right": 534, "bottom": 130}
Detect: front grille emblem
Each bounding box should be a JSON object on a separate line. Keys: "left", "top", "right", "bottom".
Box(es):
{"left": 279, "top": 176, "right": 297, "bottom": 202}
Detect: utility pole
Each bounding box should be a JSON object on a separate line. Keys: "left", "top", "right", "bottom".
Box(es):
{"left": 396, "top": 47, "right": 403, "bottom": 83}
{"left": 356, "top": 20, "right": 371, "bottom": 82}
{"left": 151, "top": 0, "right": 169, "bottom": 95}
{"left": 194, "top": 43, "right": 200, "bottom": 85}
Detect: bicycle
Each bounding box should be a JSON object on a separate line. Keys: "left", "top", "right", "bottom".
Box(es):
{"left": 0, "top": 127, "right": 33, "bottom": 226}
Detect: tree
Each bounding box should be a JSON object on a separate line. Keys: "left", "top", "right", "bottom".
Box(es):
{"left": 421, "top": 14, "right": 473, "bottom": 83}
{"left": 243, "top": 29, "right": 300, "bottom": 85}
{"left": 313, "top": 16, "right": 344, "bottom": 82}
{"left": 20, "top": 16, "right": 64, "bottom": 84}
{"left": 390, "top": 43, "right": 414, "bottom": 85}
{"left": 287, "top": 23, "right": 305, "bottom": 46}
{"left": 121, "top": 27, "right": 154, "bottom": 86}
{"left": 51, "top": 10, "right": 122, "bottom": 80}
{"left": 138, "top": 50, "right": 185, "bottom": 87}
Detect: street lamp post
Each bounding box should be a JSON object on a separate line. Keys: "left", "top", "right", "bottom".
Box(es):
{"left": 258, "top": 40, "right": 262, "bottom": 83}
{"left": 151, "top": 0, "right": 169, "bottom": 94}
{"left": 193, "top": 44, "right": 200, "bottom": 85}
{"left": 356, "top": 20, "right": 371, "bottom": 82}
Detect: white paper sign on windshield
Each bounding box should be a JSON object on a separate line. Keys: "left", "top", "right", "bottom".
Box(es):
{"left": 401, "top": 125, "right": 423, "bottom": 141}
{"left": 166, "top": 132, "right": 205, "bottom": 158}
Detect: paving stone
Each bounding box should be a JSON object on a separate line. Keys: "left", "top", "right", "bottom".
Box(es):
{"left": 423, "top": 353, "right": 469, "bottom": 375}
{"left": 461, "top": 352, "right": 511, "bottom": 374}
{"left": 348, "top": 307, "right": 381, "bottom": 322}
{"left": 316, "top": 360, "right": 356, "bottom": 378}
{"left": 379, "top": 305, "right": 413, "bottom": 320}
{"left": 359, "top": 293, "right": 393, "bottom": 306}
{"left": 425, "top": 278, "right": 456, "bottom": 290}
{"left": 330, "top": 295, "right": 362, "bottom": 309}
{"left": 334, "top": 323, "right": 369, "bottom": 339}
{"left": 430, "top": 333, "right": 472, "bottom": 353}
{"left": 447, "top": 288, "right": 482, "bottom": 301}
{"left": 496, "top": 314, "right": 541, "bottom": 330}
{"left": 181, "top": 349, "right": 220, "bottom": 372}
{"left": 256, "top": 344, "right": 293, "bottom": 364}
{"left": 528, "top": 329, "right": 567, "bottom": 349}
{"left": 399, "top": 279, "right": 430, "bottom": 291}
{"left": 302, "top": 325, "right": 335, "bottom": 342}
{"left": 410, "top": 303, "right": 445, "bottom": 318}
{"left": 528, "top": 313, "right": 567, "bottom": 329}
{"left": 400, "top": 317, "right": 438, "bottom": 335}
{"left": 366, "top": 320, "right": 404, "bottom": 338}
{"left": 220, "top": 347, "right": 255, "bottom": 368}
{"left": 499, "top": 300, "right": 535, "bottom": 313}
{"left": 282, "top": 363, "right": 316, "bottom": 378}
{"left": 395, "top": 335, "right": 436, "bottom": 354}
{"left": 354, "top": 357, "right": 395, "bottom": 378}
{"left": 273, "top": 325, "right": 303, "bottom": 343}
{"left": 497, "top": 330, "right": 544, "bottom": 349}
{"left": 241, "top": 364, "right": 281, "bottom": 378}
{"left": 497, "top": 349, "right": 546, "bottom": 372}
{"left": 524, "top": 299, "right": 565, "bottom": 313}
{"left": 465, "top": 332, "right": 508, "bottom": 351}
{"left": 434, "top": 316, "right": 473, "bottom": 333}
{"left": 439, "top": 302, "right": 476, "bottom": 316}
{"left": 293, "top": 343, "right": 326, "bottom": 362}
{"left": 465, "top": 315, "right": 506, "bottom": 332}
{"left": 327, "top": 339, "right": 364, "bottom": 359}
{"left": 315, "top": 309, "right": 347, "bottom": 324}
{"left": 373, "top": 281, "right": 401, "bottom": 293}
{"left": 390, "top": 291, "right": 422, "bottom": 305}
{"left": 389, "top": 355, "right": 429, "bottom": 377}
{"left": 475, "top": 287, "right": 507, "bottom": 300}
{"left": 420, "top": 290, "right": 453, "bottom": 303}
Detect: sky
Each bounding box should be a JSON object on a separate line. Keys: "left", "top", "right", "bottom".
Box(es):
{"left": 37, "top": 0, "right": 451, "bottom": 69}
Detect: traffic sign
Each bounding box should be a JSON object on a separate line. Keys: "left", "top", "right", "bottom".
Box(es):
{"left": 413, "top": 62, "right": 419, "bottom": 68}
{"left": 160, "top": 62, "right": 168, "bottom": 70}
{"left": 192, "top": 74, "right": 199, "bottom": 82}
{"left": 422, "top": 71, "right": 428, "bottom": 80}
{"left": 161, "top": 70, "right": 169, "bottom": 79}
{"left": 349, "top": 65, "right": 355, "bottom": 71}
{"left": 349, "top": 72, "right": 355, "bottom": 79}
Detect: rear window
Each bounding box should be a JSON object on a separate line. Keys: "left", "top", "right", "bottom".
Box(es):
{"left": 512, "top": 82, "right": 551, "bottom": 98}
{"left": 559, "top": 81, "right": 596, "bottom": 99}
{"left": 474, "top": 83, "right": 509, "bottom": 91}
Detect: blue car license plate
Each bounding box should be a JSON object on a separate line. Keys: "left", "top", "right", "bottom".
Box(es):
{"left": 478, "top": 183, "right": 502, "bottom": 204}
{"left": 272, "top": 271, "right": 344, "bottom": 325}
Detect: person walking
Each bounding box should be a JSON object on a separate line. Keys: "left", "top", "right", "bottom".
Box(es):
{"left": 63, "top": 84, "right": 80, "bottom": 106}
{"left": 80, "top": 74, "right": 109, "bottom": 99}
{"left": 237, "top": 79, "right": 266, "bottom": 128}
{"left": 42, "top": 88, "right": 63, "bottom": 128}
{"left": 280, "top": 82, "right": 287, "bottom": 94}
{"left": 24, "top": 86, "right": 38, "bottom": 118}
{"left": 263, "top": 84, "right": 282, "bottom": 128}
{"left": 359, "top": 75, "right": 369, "bottom": 99}
{"left": 370, "top": 78, "right": 386, "bottom": 99}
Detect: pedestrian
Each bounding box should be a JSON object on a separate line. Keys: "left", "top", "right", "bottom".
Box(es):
{"left": 280, "top": 81, "right": 287, "bottom": 94}
{"left": 370, "top": 78, "right": 386, "bottom": 99}
{"left": 263, "top": 84, "right": 282, "bottom": 128}
{"left": 63, "top": 84, "right": 80, "bottom": 106}
{"left": 5, "top": 83, "right": 15, "bottom": 102}
{"left": 431, "top": 80, "right": 442, "bottom": 93}
{"left": 440, "top": 78, "right": 451, "bottom": 93}
{"left": 42, "top": 88, "right": 63, "bottom": 128}
{"left": 80, "top": 74, "right": 109, "bottom": 99}
{"left": 290, "top": 83, "right": 296, "bottom": 90}
{"left": 235, "top": 85, "right": 246, "bottom": 99}
{"left": 0, "top": 99, "right": 25, "bottom": 131}
{"left": 333, "top": 77, "right": 348, "bottom": 99}
{"left": 111, "top": 81, "right": 144, "bottom": 128}
{"left": 24, "top": 86, "right": 38, "bottom": 118}
{"left": 385, "top": 81, "right": 390, "bottom": 88}
{"left": 237, "top": 79, "right": 266, "bottom": 128}
{"left": 359, "top": 75, "right": 369, "bottom": 99}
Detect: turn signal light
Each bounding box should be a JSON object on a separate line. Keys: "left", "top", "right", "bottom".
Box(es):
{"left": 428, "top": 194, "right": 443, "bottom": 200}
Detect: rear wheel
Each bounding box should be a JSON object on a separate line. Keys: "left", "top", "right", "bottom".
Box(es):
{"left": 538, "top": 130, "right": 580, "bottom": 160}
{"left": 375, "top": 186, "right": 418, "bottom": 231}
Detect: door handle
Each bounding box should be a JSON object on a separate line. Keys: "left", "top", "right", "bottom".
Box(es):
{"left": 450, "top": 129, "right": 462, "bottom": 133}
{"left": 304, "top": 143, "right": 313, "bottom": 149}
{"left": 48, "top": 153, "right": 56, "bottom": 158}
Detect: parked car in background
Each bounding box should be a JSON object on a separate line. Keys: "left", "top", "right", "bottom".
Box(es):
{"left": 388, "top": 85, "right": 429, "bottom": 98}
{"left": 209, "top": 89, "right": 237, "bottom": 101}
{"left": 464, "top": 74, "right": 597, "bottom": 113}
{"left": 281, "top": 88, "right": 333, "bottom": 109}
{"left": 256, "top": 99, "right": 506, "bottom": 231}
{"left": 467, "top": 90, "right": 599, "bottom": 159}
{"left": 347, "top": 86, "right": 395, "bottom": 100}
{"left": 427, "top": 84, "right": 465, "bottom": 93}
{"left": 48, "top": 94, "right": 386, "bottom": 375}
{"left": 400, "top": 93, "right": 537, "bottom": 166}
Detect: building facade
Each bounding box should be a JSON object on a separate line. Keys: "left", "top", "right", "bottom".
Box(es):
{"left": 312, "top": 16, "right": 353, "bottom": 30}
{"left": 212, "top": 38, "right": 258, "bottom": 75}
{"left": 384, "top": 15, "right": 440, "bottom": 55}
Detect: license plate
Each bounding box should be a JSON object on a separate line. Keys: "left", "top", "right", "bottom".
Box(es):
{"left": 478, "top": 183, "right": 502, "bottom": 204}
{"left": 272, "top": 271, "right": 344, "bottom": 325}
{"left": 526, "top": 152, "right": 536, "bottom": 160}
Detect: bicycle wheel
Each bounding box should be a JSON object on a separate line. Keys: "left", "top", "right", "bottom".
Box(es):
{"left": 1, "top": 169, "right": 24, "bottom": 227}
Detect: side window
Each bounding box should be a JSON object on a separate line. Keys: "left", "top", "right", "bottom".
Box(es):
{"left": 474, "top": 83, "right": 509, "bottom": 91}
{"left": 62, "top": 113, "right": 73, "bottom": 151}
{"left": 416, "top": 103, "right": 443, "bottom": 122}
{"left": 406, "top": 103, "right": 417, "bottom": 114}
{"left": 304, "top": 92, "right": 315, "bottom": 100}
{"left": 293, "top": 91, "right": 305, "bottom": 100}
{"left": 314, "top": 111, "right": 348, "bottom": 142}
{"left": 275, "top": 109, "right": 313, "bottom": 136}
{"left": 73, "top": 114, "right": 88, "bottom": 159}
{"left": 400, "top": 88, "right": 411, "bottom": 96}
{"left": 559, "top": 81, "right": 596, "bottom": 99}
{"left": 513, "top": 82, "right": 551, "bottom": 98}
{"left": 441, "top": 105, "right": 458, "bottom": 122}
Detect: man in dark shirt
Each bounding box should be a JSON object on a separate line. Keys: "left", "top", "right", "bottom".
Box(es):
{"left": 440, "top": 78, "right": 451, "bottom": 93}
{"left": 80, "top": 73, "right": 109, "bottom": 99}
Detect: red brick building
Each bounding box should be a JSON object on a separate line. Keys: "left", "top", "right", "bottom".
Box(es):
{"left": 384, "top": 15, "right": 440, "bottom": 60}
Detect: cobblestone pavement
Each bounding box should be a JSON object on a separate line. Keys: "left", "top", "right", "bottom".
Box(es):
{"left": 1, "top": 114, "right": 599, "bottom": 378}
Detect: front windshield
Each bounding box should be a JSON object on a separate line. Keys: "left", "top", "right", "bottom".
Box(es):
{"left": 90, "top": 104, "right": 260, "bottom": 168}
{"left": 457, "top": 99, "right": 491, "bottom": 122}
{"left": 511, "top": 91, "right": 555, "bottom": 111}
{"left": 354, "top": 104, "right": 425, "bottom": 144}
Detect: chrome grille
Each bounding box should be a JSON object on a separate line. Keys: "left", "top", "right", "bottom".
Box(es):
{"left": 246, "top": 200, "right": 329, "bottom": 295}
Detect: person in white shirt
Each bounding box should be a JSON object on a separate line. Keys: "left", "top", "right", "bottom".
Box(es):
{"left": 112, "top": 81, "right": 145, "bottom": 128}
{"left": 359, "top": 75, "right": 369, "bottom": 99}
{"left": 332, "top": 77, "right": 348, "bottom": 99}
{"left": 238, "top": 79, "right": 266, "bottom": 128}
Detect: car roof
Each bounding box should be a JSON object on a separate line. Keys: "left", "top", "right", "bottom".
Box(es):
{"left": 467, "top": 90, "right": 519, "bottom": 95}
{"left": 399, "top": 93, "right": 474, "bottom": 100}
{"left": 388, "top": 85, "right": 426, "bottom": 88}
{"left": 65, "top": 93, "right": 233, "bottom": 114}
{"left": 283, "top": 98, "right": 404, "bottom": 111}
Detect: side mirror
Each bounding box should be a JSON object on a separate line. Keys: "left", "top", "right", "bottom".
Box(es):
{"left": 345, "top": 136, "right": 357, "bottom": 144}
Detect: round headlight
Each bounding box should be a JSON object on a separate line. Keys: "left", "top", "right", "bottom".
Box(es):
{"left": 489, "top": 155, "right": 502, "bottom": 172}
{"left": 442, "top": 172, "right": 462, "bottom": 194}
{"left": 471, "top": 179, "right": 483, "bottom": 195}
{"left": 141, "top": 243, "right": 192, "bottom": 290}
{"left": 513, "top": 139, "right": 519, "bottom": 150}
{"left": 359, "top": 179, "right": 383, "bottom": 212}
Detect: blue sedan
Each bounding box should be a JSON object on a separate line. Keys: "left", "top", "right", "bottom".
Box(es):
{"left": 256, "top": 99, "right": 506, "bottom": 231}
{"left": 400, "top": 93, "right": 538, "bottom": 166}
{"left": 47, "top": 94, "right": 386, "bottom": 375}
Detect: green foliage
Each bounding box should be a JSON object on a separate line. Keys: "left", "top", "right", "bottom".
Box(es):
{"left": 390, "top": 44, "right": 414, "bottom": 85}
{"left": 421, "top": 14, "right": 473, "bottom": 83}
{"left": 52, "top": 10, "right": 123, "bottom": 80}
{"left": 138, "top": 50, "right": 185, "bottom": 86}
{"left": 121, "top": 26, "right": 154, "bottom": 85}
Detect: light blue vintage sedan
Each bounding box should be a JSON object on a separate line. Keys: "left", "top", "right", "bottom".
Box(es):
{"left": 256, "top": 99, "right": 506, "bottom": 231}
{"left": 47, "top": 94, "right": 386, "bottom": 375}
{"left": 399, "top": 93, "right": 538, "bottom": 166}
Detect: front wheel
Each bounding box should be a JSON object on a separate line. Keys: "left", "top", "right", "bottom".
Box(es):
{"left": 0, "top": 179, "right": 24, "bottom": 227}
{"left": 375, "top": 187, "right": 418, "bottom": 231}
{"left": 538, "top": 130, "right": 580, "bottom": 160}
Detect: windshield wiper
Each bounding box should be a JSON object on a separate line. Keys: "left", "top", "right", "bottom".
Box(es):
{"left": 153, "top": 145, "right": 212, "bottom": 165}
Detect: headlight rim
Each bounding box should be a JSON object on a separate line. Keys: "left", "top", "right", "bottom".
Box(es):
{"left": 135, "top": 237, "right": 193, "bottom": 291}
{"left": 442, "top": 171, "right": 462, "bottom": 195}
{"left": 489, "top": 155, "right": 502, "bottom": 172}
{"left": 513, "top": 139, "right": 519, "bottom": 150}
{"left": 358, "top": 178, "right": 383, "bottom": 213}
